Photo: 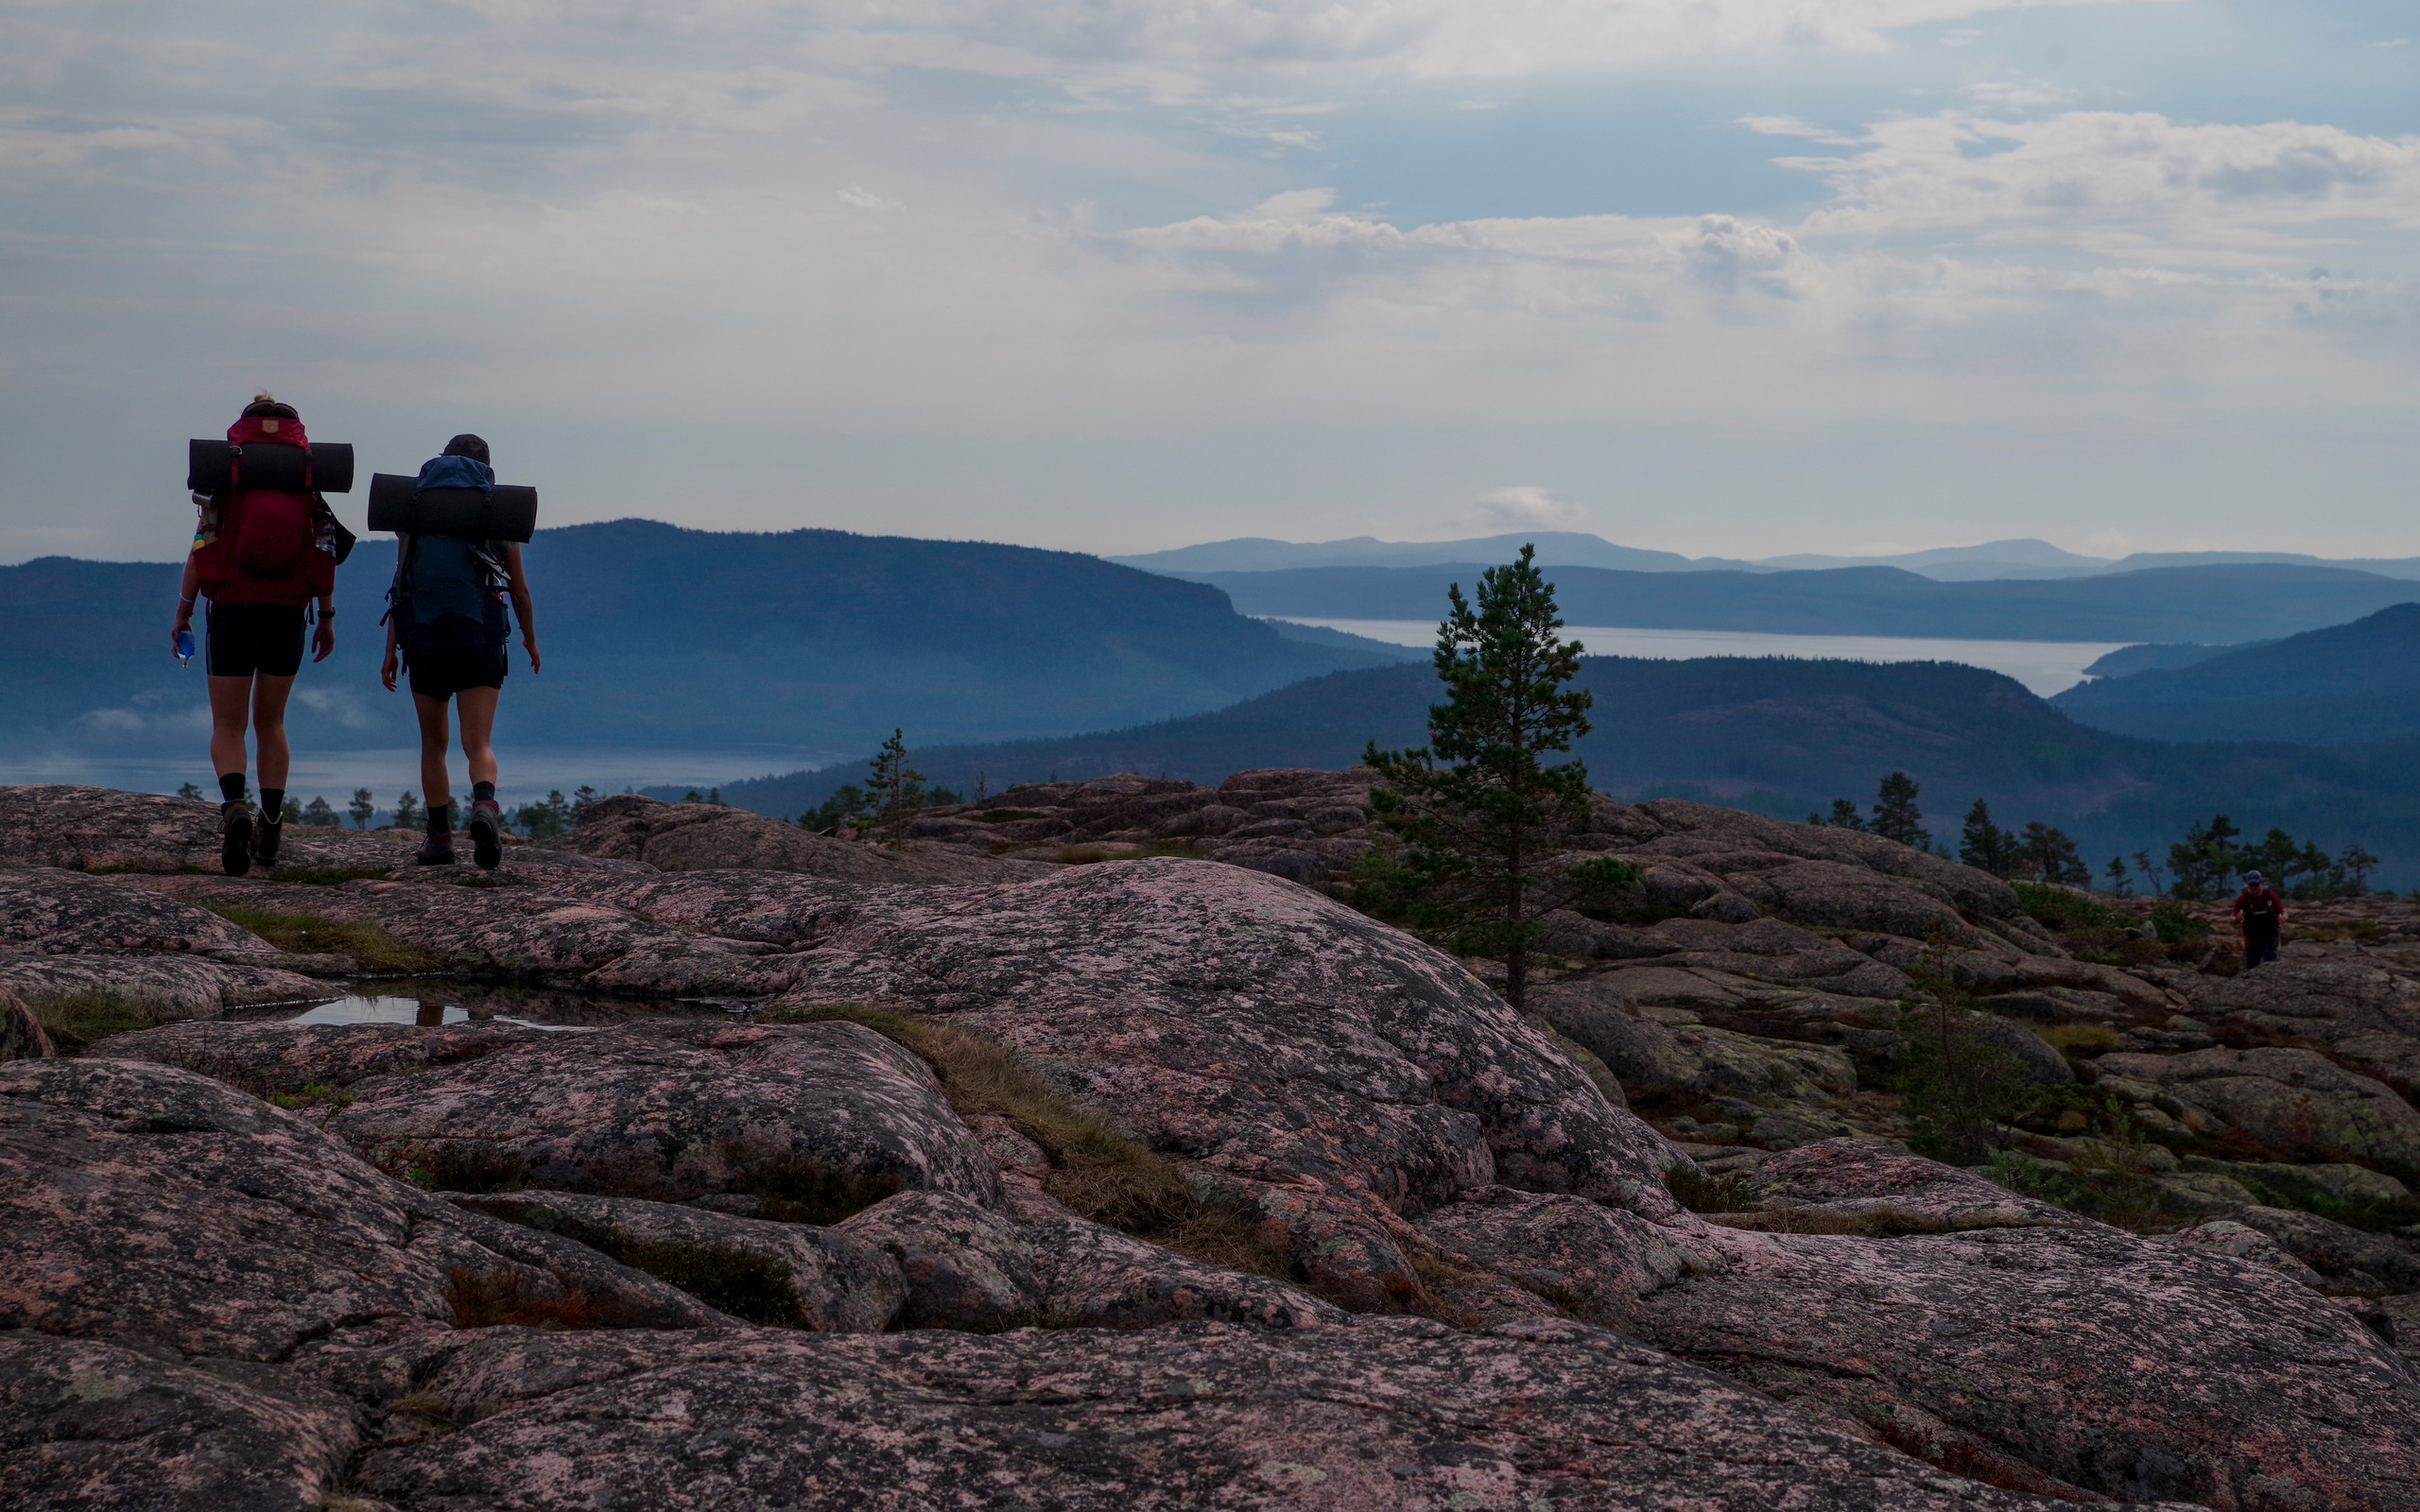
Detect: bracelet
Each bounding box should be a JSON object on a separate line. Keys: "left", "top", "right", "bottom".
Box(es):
{"left": 320, "top": 607, "right": 337, "bottom": 619}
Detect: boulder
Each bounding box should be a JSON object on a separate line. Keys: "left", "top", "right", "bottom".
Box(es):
{"left": 345, "top": 1318, "right": 2105, "bottom": 1512}
{"left": 327, "top": 1018, "right": 1003, "bottom": 1207}
{"left": 94, "top": 1019, "right": 569, "bottom": 1096}
{"left": 0, "top": 952, "right": 329, "bottom": 1022}
{"left": 833, "top": 1189, "right": 1043, "bottom": 1331}
{"left": 2161, "top": 1219, "right": 2330, "bottom": 1289}
{"left": 0, "top": 782, "right": 410, "bottom": 875}
{"left": 2225, "top": 1205, "right": 2420, "bottom": 1293}
{"left": 0, "top": 1057, "right": 730, "bottom": 1362}
{"left": 444, "top": 1189, "right": 908, "bottom": 1332}
{"left": 725, "top": 859, "right": 1676, "bottom": 1305}
{"left": 0, "top": 866, "right": 267, "bottom": 955}
{"left": 548, "top": 795, "right": 1050, "bottom": 883}
{"left": 1412, "top": 1184, "right": 1720, "bottom": 1322}
{"left": 1020, "top": 1211, "right": 1348, "bottom": 1331}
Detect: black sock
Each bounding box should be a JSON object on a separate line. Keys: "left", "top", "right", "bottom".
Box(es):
{"left": 217, "top": 773, "right": 246, "bottom": 804}
{"left": 259, "top": 788, "right": 285, "bottom": 823}
{"left": 472, "top": 782, "right": 495, "bottom": 804}
{"left": 426, "top": 802, "right": 453, "bottom": 834}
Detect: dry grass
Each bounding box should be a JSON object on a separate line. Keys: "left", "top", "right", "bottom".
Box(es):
{"left": 1052, "top": 844, "right": 1113, "bottom": 865}
{"left": 2033, "top": 1023, "right": 2127, "bottom": 1056}
{"left": 1699, "top": 1206, "right": 2058, "bottom": 1237}
{"left": 200, "top": 904, "right": 438, "bottom": 972}
{"left": 778, "top": 1004, "right": 1290, "bottom": 1279}
{"left": 31, "top": 992, "right": 159, "bottom": 1054}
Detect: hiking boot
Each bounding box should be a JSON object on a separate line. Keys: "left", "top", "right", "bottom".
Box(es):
{"left": 415, "top": 832, "right": 457, "bottom": 867}
{"left": 250, "top": 815, "right": 284, "bottom": 869}
{"left": 467, "top": 799, "right": 504, "bottom": 870}
{"left": 219, "top": 801, "right": 254, "bottom": 877}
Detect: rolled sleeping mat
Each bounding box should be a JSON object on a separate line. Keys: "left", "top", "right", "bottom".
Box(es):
{"left": 365, "top": 473, "right": 539, "bottom": 543}
{"left": 186, "top": 439, "right": 354, "bottom": 494}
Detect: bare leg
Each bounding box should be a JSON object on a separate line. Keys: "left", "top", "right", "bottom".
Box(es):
{"left": 206, "top": 676, "right": 253, "bottom": 786}
{"left": 457, "top": 686, "right": 501, "bottom": 789}
{"left": 413, "top": 694, "right": 454, "bottom": 818}
{"left": 251, "top": 675, "right": 295, "bottom": 792}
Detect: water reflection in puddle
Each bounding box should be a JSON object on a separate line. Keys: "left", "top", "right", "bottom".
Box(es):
{"left": 229, "top": 978, "right": 744, "bottom": 1030}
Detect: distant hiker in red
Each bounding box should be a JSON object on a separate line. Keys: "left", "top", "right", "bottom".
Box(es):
{"left": 380, "top": 434, "right": 540, "bottom": 869}
{"left": 2233, "top": 869, "right": 2287, "bottom": 970}
{"left": 171, "top": 394, "right": 343, "bottom": 876}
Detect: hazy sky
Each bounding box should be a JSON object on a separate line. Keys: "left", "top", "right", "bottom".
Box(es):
{"left": 4, "top": 0, "right": 2415, "bottom": 564}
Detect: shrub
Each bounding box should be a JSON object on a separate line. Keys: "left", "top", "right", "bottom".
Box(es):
{"left": 1894, "top": 1001, "right": 2035, "bottom": 1164}
{"left": 1663, "top": 1163, "right": 1759, "bottom": 1213}
{"left": 2009, "top": 881, "right": 2125, "bottom": 933}
{"left": 2148, "top": 902, "right": 2208, "bottom": 944}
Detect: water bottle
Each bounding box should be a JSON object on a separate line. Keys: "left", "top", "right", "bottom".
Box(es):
{"left": 174, "top": 627, "right": 195, "bottom": 666}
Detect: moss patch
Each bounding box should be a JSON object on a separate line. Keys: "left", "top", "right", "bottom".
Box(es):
{"left": 742, "top": 1154, "right": 901, "bottom": 1226}
{"left": 601, "top": 1234, "right": 803, "bottom": 1327}
{"left": 445, "top": 1266, "right": 603, "bottom": 1330}
{"left": 32, "top": 992, "right": 161, "bottom": 1054}
{"left": 272, "top": 866, "right": 398, "bottom": 886}
{"left": 773, "top": 1004, "right": 1288, "bottom": 1280}
{"left": 199, "top": 904, "right": 438, "bottom": 972}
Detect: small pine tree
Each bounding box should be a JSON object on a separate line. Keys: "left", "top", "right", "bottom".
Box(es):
{"left": 349, "top": 788, "right": 377, "bottom": 829}
{"left": 2167, "top": 815, "right": 2242, "bottom": 902}
{"left": 302, "top": 795, "right": 337, "bottom": 827}
{"left": 572, "top": 785, "right": 600, "bottom": 824}
{"left": 864, "top": 730, "right": 928, "bottom": 847}
{"left": 394, "top": 791, "right": 424, "bottom": 831}
{"left": 281, "top": 797, "right": 303, "bottom": 825}
{"left": 802, "top": 784, "right": 873, "bottom": 833}
{"left": 1958, "top": 799, "right": 2020, "bottom": 877}
{"left": 1826, "top": 798, "right": 1865, "bottom": 830}
{"left": 1361, "top": 545, "right": 1636, "bottom": 1010}
{"left": 177, "top": 782, "right": 203, "bottom": 801}
{"left": 2016, "top": 820, "right": 2088, "bottom": 886}
{"left": 2104, "top": 855, "right": 2132, "bottom": 898}
{"left": 1869, "top": 772, "right": 1929, "bottom": 850}
{"left": 2340, "top": 844, "right": 2379, "bottom": 894}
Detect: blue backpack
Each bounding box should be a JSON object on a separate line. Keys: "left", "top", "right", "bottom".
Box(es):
{"left": 385, "top": 455, "right": 509, "bottom": 659}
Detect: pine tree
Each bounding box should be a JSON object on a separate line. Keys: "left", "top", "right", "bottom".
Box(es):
{"left": 1869, "top": 772, "right": 1929, "bottom": 850}
{"left": 2016, "top": 820, "right": 2088, "bottom": 885}
{"left": 1807, "top": 798, "right": 1864, "bottom": 830}
{"left": 1958, "top": 799, "right": 2020, "bottom": 877}
{"left": 348, "top": 788, "right": 376, "bottom": 829}
{"left": 2104, "top": 856, "right": 2132, "bottom": 897}
{"left": 865, "top": 730, "right": 928, "bottom": 847}
{"left": 302, "top": 795, "right": 337, "bottom": 827}
{"left": 2167, "top": 816, "right": 2242, "bottom": 901}
{"left": 281, "top": 797, "right": 303, "bottom": 825}
{"left": 394, "top": 791, "right": 424, "bottom": 831}
{"left": 1360, "top": 545, "right": 1636, "bottom": 1009}
{"left": 177, "top": 782, "right": 203, "bottom": 801}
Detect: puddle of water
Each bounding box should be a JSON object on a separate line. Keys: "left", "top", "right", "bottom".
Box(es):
{"left": 224, "top": 978, "right": 747, "bottom": 1030}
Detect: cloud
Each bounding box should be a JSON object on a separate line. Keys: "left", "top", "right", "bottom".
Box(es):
{"left": 1472, "top": 486, "right": 1584, "bottom": 527}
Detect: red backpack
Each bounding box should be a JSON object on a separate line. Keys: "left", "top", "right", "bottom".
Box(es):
{"left": 194, "top": 418, "right": 337, "bottom": 607}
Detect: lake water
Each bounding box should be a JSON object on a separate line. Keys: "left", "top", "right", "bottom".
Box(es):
{"left": 1293, "top": 620, "right": 2130, "bottom": 696}
{"left": 223, "top": 978, "right": 744, "bottom": 1028}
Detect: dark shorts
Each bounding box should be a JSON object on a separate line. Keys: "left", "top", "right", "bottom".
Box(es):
{"left": 2243, "top": 935, "right": 2280, "bottom": 968}
{"left": 407, "top": 648, "right": 508, "bottom": 702}
{"left": 205, "top": 602, "right": 305, "bottom": 679}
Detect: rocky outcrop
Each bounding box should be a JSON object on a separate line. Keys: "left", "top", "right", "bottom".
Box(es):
{"left": 0, "top": 989, "right": 51, "bottom": 1062}
{"left": 14, "top": 781, "right": 2420, "bottom": 1510}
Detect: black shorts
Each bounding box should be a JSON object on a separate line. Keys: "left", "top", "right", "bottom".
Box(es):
{"left": 205, "top": 602, "right": 305, "bottom": 679}
{"left": 407, "top": 647, "right": 508, "bottom": 701}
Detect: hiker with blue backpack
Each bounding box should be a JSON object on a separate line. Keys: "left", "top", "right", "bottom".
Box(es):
{"left": 379, "top": 435, "right": 539, "bottom": 868}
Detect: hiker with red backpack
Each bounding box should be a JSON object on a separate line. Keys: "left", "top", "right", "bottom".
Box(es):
{"left": 379, "top": 435, "right": 540, "bottom": 869}
{"left": 2232, "top": 869, "right": 2288, "bottom": 970}
{"left": 171, "top": 394, "right": 351, "bottom": 876}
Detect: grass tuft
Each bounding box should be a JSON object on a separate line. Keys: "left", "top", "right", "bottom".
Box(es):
{"left": 271, "top": 866, "right": 397, "bottom": 886}
{"left": 772, "top": 1004, "right": 1285, "bottom": 1278}
{"left": 32, "top": 992, "right": 160, "bottom": 1054}
{"left": 1664, "top": 1163, "right": 1761, "bottom": 1214}
{"left": 742, "top": 1154, "right": 900, "bottom": 1226}
{"left": 199, "top": 904, "right": 438, "bottom": 972}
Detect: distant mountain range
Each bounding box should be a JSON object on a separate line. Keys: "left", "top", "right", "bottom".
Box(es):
{"left": 1184, "top": 562, "right": 2420, "bottom": 644}
{"left": 0, "top": 523, "right": 1406, "bottom": 757}
{"left": 694, "top": 655, "right": 2420, "bottom": 886}
{"left": 1113, "top": 533, "right": 2420, "bottom": 584}
{"left": 2052, "top": 603, "right": 2420, "bottom": 745}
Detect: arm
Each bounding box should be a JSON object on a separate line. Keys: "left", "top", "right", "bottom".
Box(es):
{"left": 504, "top": 542, "right": 539, "bottom": 672}
{"left": 172, "top": 554, "right": 202, "bottom": 652}
{"left": 381, "top": 618, "right": 400, "bottom": 693}
{"left": 312, "top": 590, "right": 336, "bottom": 662}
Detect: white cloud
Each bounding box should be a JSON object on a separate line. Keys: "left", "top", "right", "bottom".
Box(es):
{"left": 1473, "top": 486, "right": 1584, "bottom": 527}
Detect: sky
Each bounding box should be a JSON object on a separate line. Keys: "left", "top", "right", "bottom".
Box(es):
{"left": 2, "top": 0, "right": 2415, "bottom": 564}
